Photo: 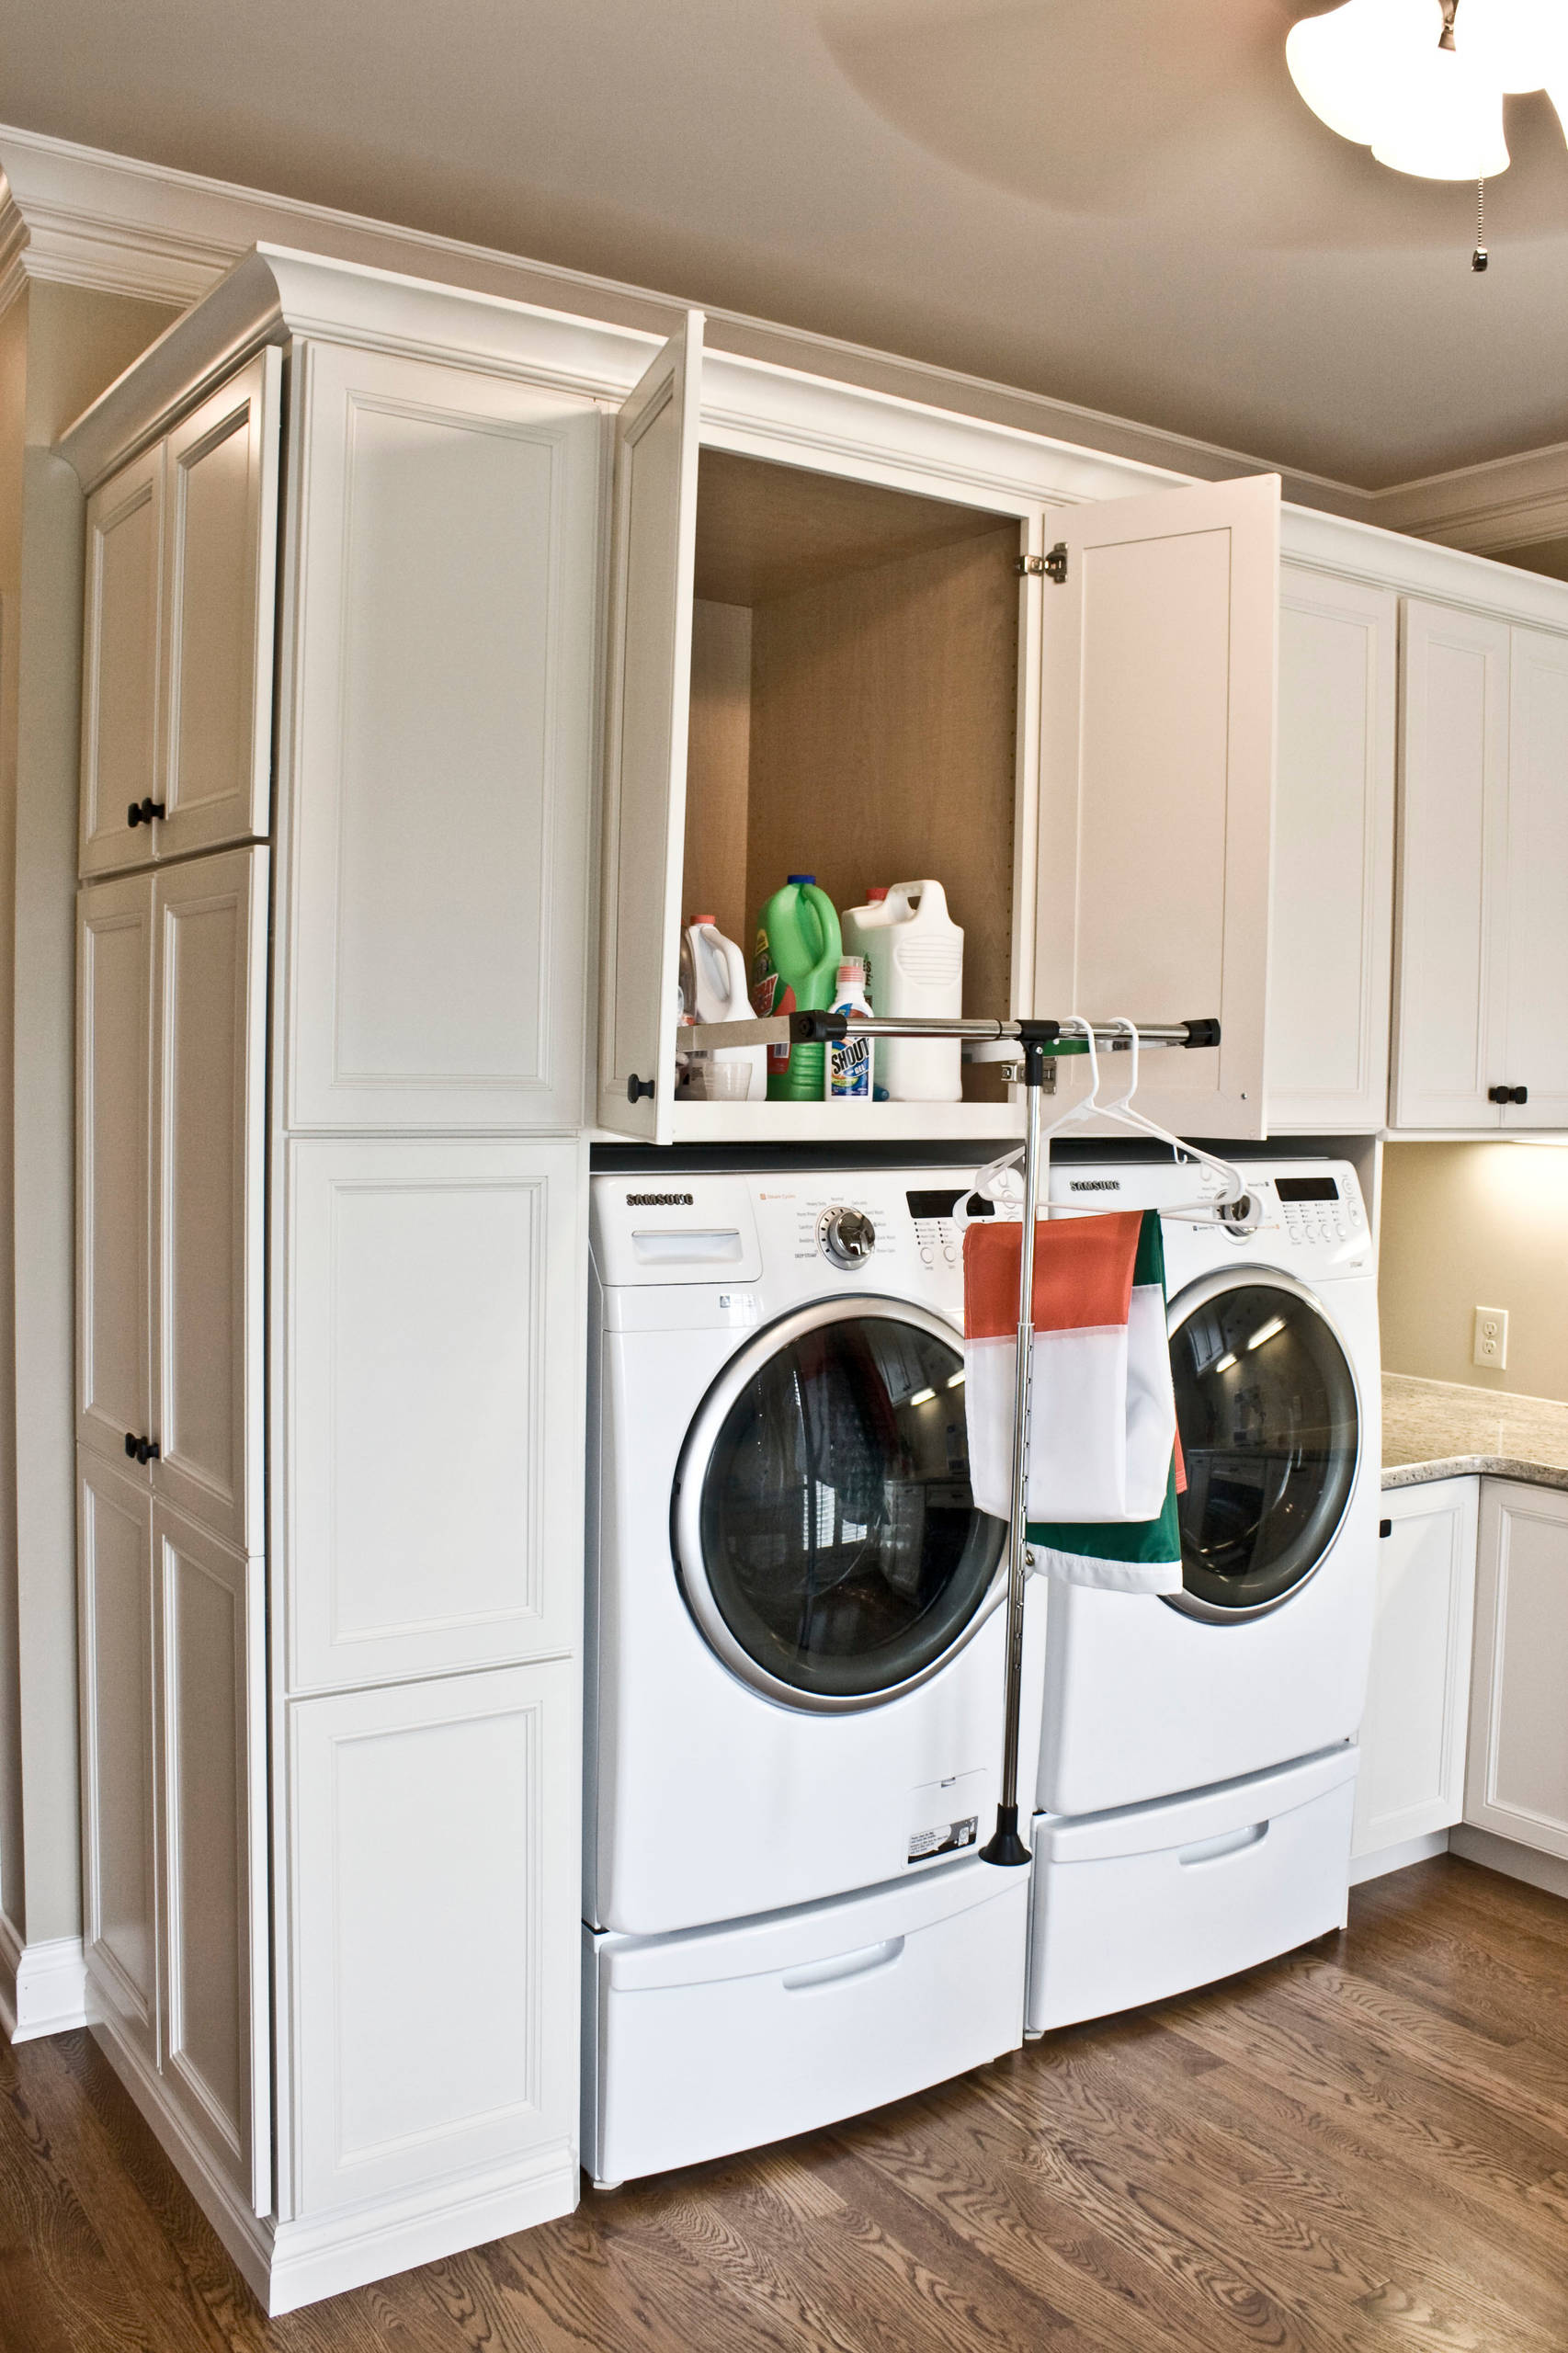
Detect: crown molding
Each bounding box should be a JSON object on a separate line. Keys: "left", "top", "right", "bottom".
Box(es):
{"left": 1366, "top": 438, "right": 1568, "bottom": 553}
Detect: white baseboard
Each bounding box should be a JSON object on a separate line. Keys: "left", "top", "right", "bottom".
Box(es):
{"left": 265, "top": 2145, "right": 579, "bottom": 2316}
{"left": 90, "top": 1990, "right": 577, "bottom": 2317}
{"left": 1449, "top": 1823, "right": 1568, "bottom": 1903}
{"left": 1349, "top": 1829, "right": 1451, "bottom": 1886}
{"left": 0, "top": 1913, "right": 88, "bottom": 2041}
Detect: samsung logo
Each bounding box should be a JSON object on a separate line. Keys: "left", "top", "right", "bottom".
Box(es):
{"left": 626, "top": 1190, "right": 694, "bottom": 1207}
{"left": 1070, "top": 1179, "right": 1121, "bottom": 1191}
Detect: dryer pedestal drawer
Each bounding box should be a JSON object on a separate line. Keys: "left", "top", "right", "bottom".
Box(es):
{"left": 584, "top": 1858, "right": 1028, "bottom": 2188}
{"left": 1026, "top": 1745, "right": 1358, "bottom": 2036}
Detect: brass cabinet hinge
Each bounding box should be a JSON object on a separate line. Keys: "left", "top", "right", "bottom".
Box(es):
{"left": 1015, "top": 541, "right": 1068, "bottom": 584}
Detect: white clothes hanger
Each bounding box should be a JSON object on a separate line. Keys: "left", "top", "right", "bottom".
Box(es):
{"left": 1096, "top": 1017, "right": 1251, "bottom": 1223}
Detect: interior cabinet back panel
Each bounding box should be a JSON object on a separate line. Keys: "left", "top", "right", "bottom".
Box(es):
{"left": 77, "top": 876, "right": 152, "bottom": 1469}
{"left": 285, "top": 344, "right": 599, "bottom": 1131}
{"left": 1269, "top": 571, "right": 1396, "bottom": 1132}
{"left": 157, "top": 1504, "right": 268, "bottom": 2211}
{"left": 81, "top": 447, "right": 164, "bottom": 878}
{"left": 1504, "top": 626, "right": 1568, "bottom": 1126}
{"left": 153, "top": 848, "right": 267, "bottom": 1552}
{"left": 1036, "top": 475, "right": 1278, "bottom": 1137}
{"left": 161, "top": 350, "right": 280, "bottom": 858}
{"left": 1393, "top": 600, "right": 1510, "bottom": 1130}
{"left": 78, "top": 1451, "right": 159, "bottom": 2066}
{"left": 284, "top": 1136, "right": 586, "bottom": 1691}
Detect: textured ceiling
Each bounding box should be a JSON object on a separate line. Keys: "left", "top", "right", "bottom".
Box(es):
{"left": 6, "top": 0, "right": 1568, "bottom": 485}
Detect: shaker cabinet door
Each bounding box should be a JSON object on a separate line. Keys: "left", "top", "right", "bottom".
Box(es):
{"left": 151, "top": 847, "right": 268, "bottom": 1552}
{"left": 1352, "top": 1477, "right": 1477, "bottom": 1860}
{"left": 1466, "top": 1481, "right": 1568, "bottom": 1858}
{"left": 1034, "top": 472, "right": 1280, "bottom": 1137}
{"left": 282, "top": 341, "right": 600, "bottom": 1132}
{"left": 81, "top": 444, "right": 165, "bottom": 877}
{"left": 158, "top": 349, "right": 281, "bottom": 860}
{"left": 596, "top": 313, "right": 705, "bottom": 1142}
{"left": 1501, "top": 624, "right": 1568, "bottom": 1129}
{"left": 77, "top": 874, "right": 153, "bottom": 1473}
{"left": 1392, "top": 599, "right": 1511, "bottom": 1131}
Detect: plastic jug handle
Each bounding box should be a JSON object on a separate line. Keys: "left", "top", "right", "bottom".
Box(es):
{"left": 802, "top": 884, "right": 837, "bottom": 970}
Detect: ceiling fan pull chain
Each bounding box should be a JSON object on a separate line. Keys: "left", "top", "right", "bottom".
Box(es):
{"left": 1473, "top": 176, "right": 1488, "bottom": 272}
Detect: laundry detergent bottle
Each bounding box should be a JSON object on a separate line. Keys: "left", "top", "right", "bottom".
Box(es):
{"left": 677, "top": 918, "right": 766, "bottom": 1100}
{"left": 752, "top": 876, "right": 842, "bottom": 1101}
{"left": 841, "top": 879, "right": 963, "bottom": 1101}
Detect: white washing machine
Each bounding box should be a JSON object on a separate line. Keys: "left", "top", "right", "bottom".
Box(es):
{"left": 585, "top": 1163, "right": 1044, "bottom": 2187}
{"left": 1026, "top": 1154, "right": 1378, "bottom": 2034}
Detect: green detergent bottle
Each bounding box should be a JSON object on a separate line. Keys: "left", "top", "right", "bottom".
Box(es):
{"left": 751, "top": 876, "right": 842, "bottom": 1101}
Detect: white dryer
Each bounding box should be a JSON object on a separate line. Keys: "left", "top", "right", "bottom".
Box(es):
{"left": 585, "top": 1163, "right": 1043, "bottom": 2187}
{"left": 1026, "top": 1154, "right": 1378, "bottom": 2036}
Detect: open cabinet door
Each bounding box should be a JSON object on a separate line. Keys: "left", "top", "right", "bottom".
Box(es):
{"left": 1034, "top": 473, "right": 1279, "bottom": 1139}
{"left": 597, "top": 313, "right": 705, "bottom": 1140}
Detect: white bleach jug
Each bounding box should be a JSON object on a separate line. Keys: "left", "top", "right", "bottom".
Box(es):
{"left": 678, "top": 920, "right": 766, "bottom": 1101}
{"left": 840, "top": 880, "right": 963, "bottom": 1101}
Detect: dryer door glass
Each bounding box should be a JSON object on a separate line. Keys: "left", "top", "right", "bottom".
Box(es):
{"left": 681, "top": 1307, "right": 1004, "bottom": 1707}
{"left": 1167, "top": 1277, "right": 1359, "bottom": 1620}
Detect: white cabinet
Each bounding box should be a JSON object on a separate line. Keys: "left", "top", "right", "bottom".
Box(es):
{"left": 281, "top": 341, "right": 600, "bottom": 1134}
{"left": 283, "top": 1659, "right": 578, "bottom": 2220}
{"left": 77, "top": 847, "right": 269, "bottom": 1552}
{"left": 281, "top": 1136, "right": 587, "bottom": 1692}
{"left": 1465, "top": 1480, "right": 1568, "bottom": 1858}
{"left": 80, "top": 352, "right": 280, "bottom": 875}
{"left": 1352, "top": 1477, "right": 1477, "bottom": 1860}
{"left": 1393, "top": 604, "right": 1568, "bottom": 1130}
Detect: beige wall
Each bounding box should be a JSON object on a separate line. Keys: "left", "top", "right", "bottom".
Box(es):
{"left": 0, "top": 278, "right": 176, "bottom": 1950}
{"left": 1380, "top": 1140, "right": 1568, "bottom": 1404}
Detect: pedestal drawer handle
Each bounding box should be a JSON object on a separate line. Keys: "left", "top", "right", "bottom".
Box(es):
{"left": 782, "top": 1937, "right": 904, "bottom": 1992}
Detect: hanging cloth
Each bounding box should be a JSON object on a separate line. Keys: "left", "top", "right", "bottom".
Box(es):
{"left": 962, "top": 1208, "right": 1184, "bottom": 1595}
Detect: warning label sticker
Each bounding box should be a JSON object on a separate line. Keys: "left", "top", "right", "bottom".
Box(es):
{"left": 907, "top": 1815, "right": 979, "bottom": 1862}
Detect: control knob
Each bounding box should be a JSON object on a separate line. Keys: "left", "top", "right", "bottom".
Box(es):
{"left": 820, "top": 1207, "right": 877, "bottom": 1267}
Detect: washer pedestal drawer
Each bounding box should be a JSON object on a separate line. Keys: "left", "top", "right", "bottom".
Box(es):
{"left": 584, "top": 1856, "right": 1028, "bottom": 2188}
{"left": 1026, "top": 1744, "right": 1358, "bottom": 2037}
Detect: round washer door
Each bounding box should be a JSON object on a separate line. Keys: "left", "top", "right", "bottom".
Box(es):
{"left": 673, "top": 1298, "right": 1005, "bottom": 1712}
{"left": 1165, "top": 1268, "right": 1360, "bottom": 1622}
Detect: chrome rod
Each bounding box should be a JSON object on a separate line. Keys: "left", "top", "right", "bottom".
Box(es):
{"left": 684, "top": 1015, "right": 1215, "bottom": 1053}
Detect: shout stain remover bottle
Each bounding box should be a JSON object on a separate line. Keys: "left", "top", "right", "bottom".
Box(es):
{"left": 826, "top": 958, "right": 873, "bottom": 1100}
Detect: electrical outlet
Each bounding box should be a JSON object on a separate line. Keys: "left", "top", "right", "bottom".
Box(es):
{"left": 1473, "top": 1305, "right": 1509, "bottom": 1370}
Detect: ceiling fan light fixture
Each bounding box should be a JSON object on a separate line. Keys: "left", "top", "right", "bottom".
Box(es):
{"left": 1286, "top": 0, "right": 1559, "bottom": 178}
{"left": 1370, "top": 43, "right": 1510, "bottom": 176}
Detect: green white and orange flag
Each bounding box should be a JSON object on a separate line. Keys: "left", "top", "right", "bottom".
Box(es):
{"left": 962, "top": 1208, "right": 1184, "bottom": 1594}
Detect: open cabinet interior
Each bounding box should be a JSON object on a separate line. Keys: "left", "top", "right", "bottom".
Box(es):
{"left": 682, "top": 451, "right": 1023, "bottom": 1096}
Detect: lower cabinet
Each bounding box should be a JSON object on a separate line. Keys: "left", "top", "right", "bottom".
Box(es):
{"left": 78, "top": 1450, "right": 267, "bottom": 2211}
{"left": 279, "top": 1660, "right": 580, "bottom": 2226}
{"left": 1465, "top": 1480, "right": 1568, "bottom": 1858}
{"left": 1352, "top": 1477, "right": 1478, "bottom": 1860}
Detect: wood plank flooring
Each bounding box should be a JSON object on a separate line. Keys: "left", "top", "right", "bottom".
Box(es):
{"left": 3, "top": 1856, "right": 1565, "bottom": 2351}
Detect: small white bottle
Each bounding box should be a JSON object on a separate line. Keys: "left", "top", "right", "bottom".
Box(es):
{"left": 825, "top": 957, "right": 873, "bottom": 1100}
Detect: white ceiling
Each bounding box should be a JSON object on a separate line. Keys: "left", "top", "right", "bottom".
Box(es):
{"left": 7, "top": 0, "right": 1568, "bottom": 487}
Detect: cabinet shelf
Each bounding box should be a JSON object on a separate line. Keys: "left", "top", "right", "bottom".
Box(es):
{"left": 665, "top": 1096, "right": 1025, "bottom": 1144}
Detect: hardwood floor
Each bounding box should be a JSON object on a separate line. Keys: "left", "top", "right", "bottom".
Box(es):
{"left": 3, "top": 1856, "right": 1565, "bottom": 2351}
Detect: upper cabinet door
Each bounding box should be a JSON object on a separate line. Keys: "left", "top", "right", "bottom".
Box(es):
{"left": 81, "top": 445, "right": 165, "bottom": 878}
{"left": 283, "top": 342, "right": 601, "bottom": 1133}
{"left": 1501, "top": 624, "right": 1568, "bottom": 1128}
{"left": 1034, "top": 474, "right": 1280, "bottom": 1139}
{"left": 1268, "top": 568, "right": 1397, "bottom": 1134}
{"left": 158, "top": 349, "right": 281, "bottom": 861}
{"left": 1392, "top": 599, "right": 1511, "bottom": 1131}
{"left": 596, "top": 314, "right": 705, "bottom": 1142}
{"left": 151, "top": 847, "right": 268, "bottom": 1552}
{"left": 77, "top": 873, "right": 153, "bottom": 1472}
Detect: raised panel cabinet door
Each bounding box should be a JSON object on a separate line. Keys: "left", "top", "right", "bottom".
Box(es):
{"left": 1351, "top": 1476, "right": 1478, "bottom": 1859}
{"left": 283, "top": 340, "right": 600, "bottom": 1132}
{"left": 1269, "top": 569, "right": 1397, "bottom": 1134}
{"left": 283, "top": 1135, "right": 587, "bottom": 1691}
{"left": 80, "top": 442, "right": 165, "bottom": 877}
{"left": 283, "top": 1660, "right": 579, "bottom": 2220}
{"left": 1391, "top": 599, "right": 1511, "bottom": 1131}
{"left": 155, "top": 1502, "right": 268, "bottom": 2212}
{"left": 1034, "top": 473, "right": 1280, "bottom": 1139}
{"left": 1501, "top": 624, "right": 1568, "bottom": 1128}
{"left": 77, "top": 874, "right": 153, "bottom": 1474}
{"left": 1466, "top": 1480, "right": 1568, "bottom": 1858}
{"left": 597, "top": 313, "right": 705, "bottom": 1141}
{"left": 158, "top": 348, "right": 282, "bottom": 859}
{"left": 152, "top": 847, "right": 268, "bottom": 1552}
{"left": 78, "top": 1449, "right": 160, "bottom": 2071}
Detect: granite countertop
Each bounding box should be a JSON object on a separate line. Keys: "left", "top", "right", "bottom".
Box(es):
{"left": 1381, "top": 1372, "right": 1568, "bottom": 1493}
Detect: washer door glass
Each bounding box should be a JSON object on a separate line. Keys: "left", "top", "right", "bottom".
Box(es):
{"left": 680, "top": 1306, "right": 1004, "bottom": 1707}
{"left": 1168, "top": 1276, "right": 1359, "bottom": 1619}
